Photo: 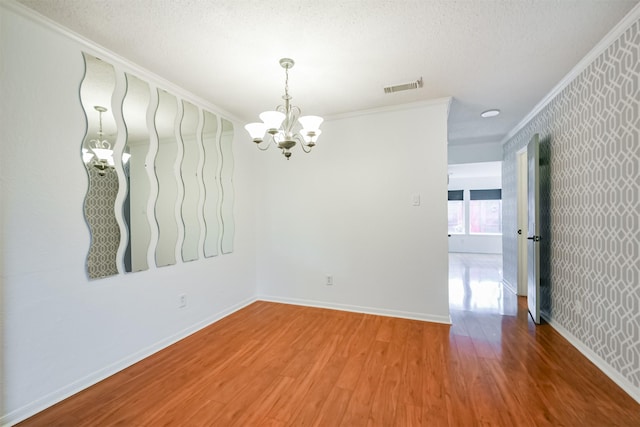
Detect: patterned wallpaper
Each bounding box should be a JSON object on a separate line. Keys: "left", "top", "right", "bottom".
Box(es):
{"left": 503, "top": 18, "right": 640, "bottom": 388}
{"left": 85, "top": 166, "right": 120, "bottom": 279}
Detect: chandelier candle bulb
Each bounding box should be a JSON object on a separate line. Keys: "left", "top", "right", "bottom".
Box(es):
{"left": 246, "top": 58, "right": 323, "bottom": 159}
{"left": 259, "top": 111, "right": 285, "bottom": 133}
{"left": 245, "top": 122, "right": 267, "bottom": 143}
{"left": 92, "top": 148, "right": 112, "bottom": 161}
{"left": 300, "top": 129, "right": 322, "bottom": 146}
{"left": 298, "top": 115, "right": 323, "bottom": 131}
{"left": 82, "top": 148, "right": 93, "bottom": 163}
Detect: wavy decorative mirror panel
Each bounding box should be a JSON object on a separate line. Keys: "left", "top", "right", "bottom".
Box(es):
{"left": 202, "top": 110, "right": 221, "bottom": 257}
{"left": 220, "top": 118, "right": 235, "bottom": 254}
{"left": 81, "top": 53, "right": 120, "bottom": 279}
{"left": 79, "top": 53, "right": 236, "bottom": 278}
{"left": 122, "top": 73, "right": 152, "bottom": 272}
{"left": 154, "top": 89, "right": 180, "bottom": 267}
{"left": 180, "top": 100, "right": 202, "bottom": 262}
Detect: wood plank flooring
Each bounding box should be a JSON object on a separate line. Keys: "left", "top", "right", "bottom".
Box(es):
{"left": 19, "top": 299, "right": 640, "bottom": 426}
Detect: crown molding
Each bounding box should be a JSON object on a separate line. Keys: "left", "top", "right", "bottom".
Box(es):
{"left": 1, "top": 0, "right": 243, "bottom": 124}
{"left": 325, "top": 97, "right": 452, "bottom": 121}
{"left": 501, "top": 2, "right": 640, "bottom": 145}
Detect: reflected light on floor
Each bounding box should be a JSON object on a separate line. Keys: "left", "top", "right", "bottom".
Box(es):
{"left": 449, "top": 253, "right": 517, "bottom": 315}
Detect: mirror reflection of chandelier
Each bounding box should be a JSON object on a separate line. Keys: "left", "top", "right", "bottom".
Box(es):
{"left": 83, "top": 105, "right": 130, "bottom": 175}
{"left": 244, "top": 58, "right": 323, "bottom": 160}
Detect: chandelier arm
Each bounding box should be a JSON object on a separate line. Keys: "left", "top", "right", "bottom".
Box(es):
{"left": 290, "top": 105, "right": 301, "bottom": 122}
{"left": 291, "top": 134, "right": 312, "bottom": 153}
{"left": 255, "top": 138, "right": 273, "bottom": 151}
{"left": 300, "top": 143, "right": 312, "bottom": 154}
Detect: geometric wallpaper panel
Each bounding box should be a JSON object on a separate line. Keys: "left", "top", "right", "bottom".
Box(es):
{"left": 503, "top": 18, "right": 640, "bottom": 388}
{"left": 84, "top": 166, "right": 120, "bottom": 279}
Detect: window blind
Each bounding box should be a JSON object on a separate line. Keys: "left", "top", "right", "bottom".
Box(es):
{"left": 448, "top": 190, "right": 464, "bottom": 201}
{"left": 470, "top": 189, "right": 502, "bottom": 200}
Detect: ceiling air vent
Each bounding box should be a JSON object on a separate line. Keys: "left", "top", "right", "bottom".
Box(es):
{"left": 383, "top": 77, "right": 423, "bottom": 94}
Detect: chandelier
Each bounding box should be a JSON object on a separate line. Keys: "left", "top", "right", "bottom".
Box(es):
{"left": 244, "top": 58, "right": 323, "bottom": 160}
{"left": 83, "top": 106, "right": 129, "bottom": 175}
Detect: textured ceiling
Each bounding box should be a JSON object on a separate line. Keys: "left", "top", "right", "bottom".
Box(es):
{"left": 15, "top": 0, "right": 640, "bottom": 145}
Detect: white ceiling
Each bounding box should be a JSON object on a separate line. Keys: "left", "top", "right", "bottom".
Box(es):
{"left": 448, "top": 161, "right": 501, "bottom": 179}
{"left": 16, "top": 0, "right": 639, "bottom": 145}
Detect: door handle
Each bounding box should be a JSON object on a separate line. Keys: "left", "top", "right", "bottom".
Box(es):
{"left": 527, "top": 236, "right": 541, "bottom": 242}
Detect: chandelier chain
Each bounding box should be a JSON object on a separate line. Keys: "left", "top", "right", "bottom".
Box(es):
{"left": 92, "top": 107, "right": 110, "bottom": 149}
{"left": 98, "top": 109, "right": 103, "bottom": 137}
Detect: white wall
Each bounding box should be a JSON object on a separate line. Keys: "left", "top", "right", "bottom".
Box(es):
{"left": 1, "top": 5, "right": 257, "bottom": 424}
{"left": 256, "top": 102, "right": 452, "bottom": 323}
{"left": 448, "top": 174, "right": 502, "bottom": 254}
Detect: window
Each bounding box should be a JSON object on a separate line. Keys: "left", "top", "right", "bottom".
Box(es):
{"left": 469, "top": 189, "right": 502, "bottom": 234}
{"left": 448, "top": 190, "right": 464, "bottom": 234}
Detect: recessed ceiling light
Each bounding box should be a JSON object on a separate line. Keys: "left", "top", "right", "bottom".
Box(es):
{"left": 481, "top": 109, "right": 500, "bottom": 118}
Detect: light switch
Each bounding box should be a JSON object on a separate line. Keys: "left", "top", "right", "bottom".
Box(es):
{"left": 412, "top": 194, "right": 421, "bottom": 206}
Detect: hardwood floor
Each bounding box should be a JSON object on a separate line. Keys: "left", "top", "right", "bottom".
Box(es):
{"left": 19, "top": 298, "right": 640, "bottom": 426}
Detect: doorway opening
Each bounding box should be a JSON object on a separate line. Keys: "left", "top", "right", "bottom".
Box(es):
{"left": 447, "top": 161, "right": 515, "bottom": 315}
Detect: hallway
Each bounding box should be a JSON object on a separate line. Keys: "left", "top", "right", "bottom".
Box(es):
{"left": 449, "top": 252, "right": 516, "bottom": 315}
{"left": 446, "top": 252, "right": 640, "bottom": 425}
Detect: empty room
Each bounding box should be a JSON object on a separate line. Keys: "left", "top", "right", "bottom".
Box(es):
{"left": 1, "top": 0, "right": 639, "bottom": 425}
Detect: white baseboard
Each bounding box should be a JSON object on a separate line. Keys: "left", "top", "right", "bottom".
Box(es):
{"left": 541, "top": 313, "right": 640, "bottom": 404}
{"left": 2, "top": 297, "right": 257, "bottom": 427}
{"left": 257, "top": 295, "right": 452, "bottom": 325}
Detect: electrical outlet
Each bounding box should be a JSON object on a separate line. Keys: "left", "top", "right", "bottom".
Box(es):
{"left": 574, "top": 298, "right": 582, "bottom": 314}
{"left": 179, "top": 294, "right": 187, "bottom": 308}
{"left": 326, "top": 275, "right": 333, "bottom": 286}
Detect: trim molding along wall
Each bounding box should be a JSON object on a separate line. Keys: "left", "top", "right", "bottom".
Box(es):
{"left": 502, "top": 5, "right": 640, "bottom": 403}
{"left": 9, "top": 297, "right": 257, "bottom": 425}
{"left": 258, "top": 296, "right": 453, "bottom": 325}
{"left": 1, "top": 1, "right": 242, "bottom": 124}
{"left": 502, "top": 2, "right": 640, "bottom": 145}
